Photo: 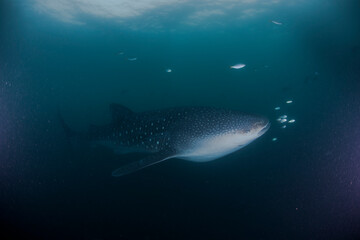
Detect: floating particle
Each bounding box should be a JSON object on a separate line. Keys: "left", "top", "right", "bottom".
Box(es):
{"left": 128, "top": 58, "right": 137, "bottom": 61}
{"left": 286, "top": 100, "right": 293, "bottom": 104}
{"left": 288, "top": 119, "right": 295, "bottom": 123}
{"left": 274, "top": 107, "right": 280, "bottom": 110}
{"left": 272, "top": 138, "right": 278, "bottom": 141}
{"left": 166, "top": 69, "right": 172, "bottom": 73}
{"left": 271, "top": 20, "right": 282, "bottom": 25}
{"left": 230, "top": 63, "right": 246, "bottom": 69}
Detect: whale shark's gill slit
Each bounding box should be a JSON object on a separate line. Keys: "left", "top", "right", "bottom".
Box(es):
{"left": 111, "top": 151, "right": 175, "bottom": 177}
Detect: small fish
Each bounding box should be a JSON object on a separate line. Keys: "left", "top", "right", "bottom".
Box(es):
{"left": 271, "top": 21, "right": 282, "bottom": 25}
{"left": 274, "top": 107, "right": 280, "bottom": 110}
{"left": 128, "top": 58, "right": 137, "bottom": 61}
{"left": 276, "top": 117, "right": 287, "bottom": 123}
{"left": 280, "top": 119, "right": 287, "bottom": 123}
{"left": 281, "top": 125, "right": 287, "bottom": 129}
{"left": 166, "top": 69, "right": 172, "bottom": 73}
{"left": 272, "top": 138, "right": 278, "bottom": 141}
{"left": 286, "top": 100, "right": 293, "bottom": 104}
{"left": 117, "top": 52, "right": 124, "bottom": 55}
{"left": 280, "top": 115, "right": 287, "bottom": 119}
{"left": 230, "top": 63, "right": 246, "bottom": 69}
{"left": 288, "top": 119, "right": 295, "bottom": 123}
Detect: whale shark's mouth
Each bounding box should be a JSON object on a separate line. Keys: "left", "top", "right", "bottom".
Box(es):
{"left": 258, "top": 122, "right": 271, "bottom": 136}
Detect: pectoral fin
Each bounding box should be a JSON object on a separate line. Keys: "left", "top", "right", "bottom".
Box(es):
{"left": 111, "top": 151, "right": 175, "bottom": 177}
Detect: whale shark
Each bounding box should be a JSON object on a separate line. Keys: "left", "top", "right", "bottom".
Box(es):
{"left": 60, "top": 104, "right": 270, "bottom": 177}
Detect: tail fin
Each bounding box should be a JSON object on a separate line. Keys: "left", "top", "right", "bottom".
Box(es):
{"left": 58, "top": 108, "right": 88, "bottom": 152}
{"left": 57, "top": 108, "right": 77, "bottom": 138}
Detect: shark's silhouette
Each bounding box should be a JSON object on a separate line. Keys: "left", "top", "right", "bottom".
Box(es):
{"left": 60, "top": 104, "right": 270, "bottom": 177}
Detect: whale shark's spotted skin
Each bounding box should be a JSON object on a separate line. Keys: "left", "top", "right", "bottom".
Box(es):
{"left": 76, "top": 104, "right": 270, "bottom": 176}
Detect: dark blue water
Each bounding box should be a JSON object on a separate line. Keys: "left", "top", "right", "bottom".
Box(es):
{"left": 1, "top": 0, "right": 360, "bottom": 239}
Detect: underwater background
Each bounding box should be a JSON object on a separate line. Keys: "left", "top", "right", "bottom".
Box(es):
{"left": 1, "top": 0, "right": 360, "bottom": 239}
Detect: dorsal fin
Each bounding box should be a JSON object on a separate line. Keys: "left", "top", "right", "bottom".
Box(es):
{"left": 109, "top": 103, "right": 134, "bottom": 122}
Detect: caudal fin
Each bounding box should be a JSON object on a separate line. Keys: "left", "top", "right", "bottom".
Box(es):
{"left": 57, "top": 108, "right": 77, "bottom": 138}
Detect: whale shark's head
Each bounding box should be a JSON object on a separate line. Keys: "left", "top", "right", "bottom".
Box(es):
{"left": 243, "top": 116, "right": 270, "bottom": 135}
{"left": 178, "top": 111, "right": 270, "bottom": 162}
{"left": 220, "top": 115, "right": 270, "bottom": 148}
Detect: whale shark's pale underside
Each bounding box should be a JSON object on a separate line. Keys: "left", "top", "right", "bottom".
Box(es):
{"left": 61, "top": 104, "right": 270, "bottom": 177}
